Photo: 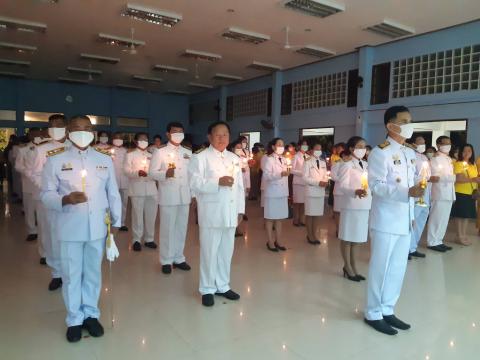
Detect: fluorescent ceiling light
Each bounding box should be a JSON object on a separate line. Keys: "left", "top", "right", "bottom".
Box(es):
{"left": 283, "top": 0, "right": 345, "bottom": 18}
{"left": 98, "top": 33, "right": 146, "bottom": 47}
{"left": 0, "top": 71, "right": 26, "bottom": 78}
{"left": 58, "top": 77, "right": 89, "bottom": 84}
{"left": 122, "top": 3, "right": 182, "bottom": 27}
{"left": 117, "top": 83, "right": 143, "bottom": 90}
{"left": 0, "top": 58, "right": 31, "bottom": 67}
{"left": 0, "top": 15, "right": 47, "bottom": 33}
{"left": 295, "top": 45, "right": 336, "bottom": 58}
{"left": 188, "top": 82, "right": 214, "bottom": 89}
{"left": 166, "top": 90, "right": 190, "bottom": 95}
{"left": 364, "top": 19, "right": 415, "bottom": 38}
{"left": 0, "top": 41, "right": 37, "bottom": 53}
{"left": 132, "top": 75, "right": 164, "bottom": 83}
{"left": 80, "top": 53, "right": 120, "bottom": 64}
{"left": 67, "top": 66, "right": 102, "bottom": 75}
{"left": 182, "top": 49, "right": 222, "bottom": 62}
{"left": 213, "top": 73, "right": 243, "bottom": 81}
{"left": 222, "top": 27, "right": 270, "bottom": 44}
{"left": 247, "top": 61, "right": 282, "bottom": 72}
{"left": 153, "top": 64, "right": 188, "bottom": 73}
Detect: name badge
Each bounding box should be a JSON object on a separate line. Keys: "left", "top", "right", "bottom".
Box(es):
{"left": 393, "top": 155, "right": 401, "bottom": 165}
{"left": 96, "top": 166, "right": 108, "bottom": 170}
{"left": 183, "top": 154, "right": 190, "bottom": 159}
{"left": 61, "top": 163, "right": 73, "bottom": 171}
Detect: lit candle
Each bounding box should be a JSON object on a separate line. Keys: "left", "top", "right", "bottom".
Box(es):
{"left": 360, "top": 171, "right": 368, "bottom": 191}
{"left": 168, "top": 153, "right": 176, "bottom": 169}
{"left": 142, "top": 158, "right": 147, "bottom": 171}
{"left": 227, "top": 163, "right": 235, "bottom": 177}
{"left": 81, "top": 169, "right": 87, "bottom": 193}
{"left": 416, "top": 162, "right": 428, "bottom": 207}
{"left": 326, "top": 170, "right": 331, "bottom": 180}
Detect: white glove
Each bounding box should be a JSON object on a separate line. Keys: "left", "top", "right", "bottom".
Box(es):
{"left": 106, "top": 234, "right": 120, "bottom": 262}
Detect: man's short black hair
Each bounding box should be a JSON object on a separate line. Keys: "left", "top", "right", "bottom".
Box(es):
{"left": 166, "top": 122, "right": 184, "bottom": 132}
{"left": 153, "top": 134, "right": 162, "bottom": 141}
{"left": 384, "top": 106, "right": 410, "bottom": 125}
{"left": 48, "top": 114, "right": 66, "bottom": 122}
{"left": 207, "top": 121, "right": 230, "bottom": 134}
{"left": 436, "top": 135, "right": 450, "bottom": 145}
{"left": 70, "top": 115, "right": 91, "bottom": 123}
{"left": 134, "top": 132, "right": 149, "bottom": 141}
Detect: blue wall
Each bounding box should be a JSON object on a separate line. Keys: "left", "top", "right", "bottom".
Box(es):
{"left": 0, "top": 78, "right": 189, "bottom": 139}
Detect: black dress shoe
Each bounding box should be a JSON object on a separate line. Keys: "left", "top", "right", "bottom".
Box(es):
{"left": 173, "top": 262, "right": 191, "bottom": 271}
{"left": 215, "top": 289, "right": 240, "bottom": 301}
{"left": 40, "top": 257, "right": 47, "bottom": 265}
{"left": 408, "top": 253, "right": 412, "bottom": 261}
{"left": 410, "top": 251, "right": 426, "bottom": 258}
{"left": 356, "top": 274, "right": 366, "bottom": 281}
{"left": 133, "top": 242, "right": 141, "bottom": 251}
{"left": 266, "top": 243, "right": 278, "bottom": 252}
{"left": 202, "top": 294, "right": 214, "bottom": 307}
{"left": 26, "top": 234, "right": 37, "bottom": 242}
{"left": 364, "top": 318, "right": 398, "bottom": 335}
{"left": 307, "top": 236, "right": 317, "bottom": 245}
{"left": 343, "top": 267, "right": 361, "bottom": 282}
{"left": 299, "top": 223, "right": 306, "bottom": 227}
{"left": 243, "top": 215, "right": 248, "bottom": 221}
{"left": 440, "top": 244, "right": 452, "bottom": 251}
{"left": 48, "top": 278, "right": 62, "bottom": 291}
{"left": 314, "top": 240, "right": 321, "bottom": 245}
{"left": 144, "top": 242, "right": 157, "bottom": 249}
{"left": 119, "top": 226, "right": 128, "bottom": 232}
{"left": 82, "top": 317, "right": 104, "bottom": 337}
{"left": 293, "top": 223, "right": 301, "bottom": 227}
{"left": 66, "top": 325, "right": 82, "bottom": 343}
{"left": 274, "top": 241, "right": 287, "bottom": 251}
{"left": 162, "top": 265, "right": 172, "bottom": 274}
{"left": 383, "top": 315, "right": 411, "bottom": 330}
{"left": 235, "top": 231, "right": 244, "bottom": 237}
{"left": 428, "top": 245, "right": 446, "bottom": 252}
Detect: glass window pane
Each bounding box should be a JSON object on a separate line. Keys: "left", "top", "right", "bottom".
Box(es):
{"left": 117, "top": 117, "right": 148, "bottom": 128}
{"left": 87, "top": 115, "right": 111, "bottom": 126}
{"left": 0, "top": 110, "right": 16, "bottom": 121}
{"left": 25, "top": 111, "right": 63, "bottom": 122}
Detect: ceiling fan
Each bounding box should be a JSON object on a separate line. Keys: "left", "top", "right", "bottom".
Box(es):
{"left": 122, "top": 28, "right": 138, "bottom": 55}
{"left": 282, "top": 26, "right": 305, "bottom": 50}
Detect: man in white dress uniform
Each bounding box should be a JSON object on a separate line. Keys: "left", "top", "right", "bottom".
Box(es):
{"left": 426, "top": 136, "right": 456, "bottom": 252}
{"left": 110, "top": 132, "right": 129, "bottom": 232}
{"left": 365, "top": 106, "right": 425, "bottom": 336}
{"left": 149, "top": 122, "right": 192, "bottom": 274}
{"left": 188, "top": 121, "right": 245, "bottom": 307}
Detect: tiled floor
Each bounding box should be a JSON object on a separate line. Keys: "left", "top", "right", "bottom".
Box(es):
{"left": 0, "top": 190, "right": 479, "bottom": 360}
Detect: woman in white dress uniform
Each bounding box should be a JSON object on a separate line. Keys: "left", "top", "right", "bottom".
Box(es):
{"left": 291, "top": 139, "right": 309, "bottom": 226}
{"left": 263, "top": 138, "right": 289, "bottom": 252}
{"left": 302, "top": 142, "right": 329, "bottom": 245}
{"left": 232, "top": 140, "right": 251, "bottom": 236}
{"left": 337, "top": 136, "right": 372, "bottom": 282}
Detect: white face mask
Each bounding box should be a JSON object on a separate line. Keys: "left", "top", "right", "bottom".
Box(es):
{"left": 137, "top": 140, "right": 149, "bottom": 150}
{"left": 241, "top": 142, "right": 247, "bottom": 149}
{"left": 313, "top": 150, "right": 322, "bottom": 158}
{"left": 416, "top": 144, "right": 426, "bottom": 154}
{"left": 399, "top": 123, "right": 414, "bottom": 139}
{"left": 301, "top": 145, "right": 309, "bottom": 152}
{"left": 112, "top": 139, "right": 123, "bottom": 147}
{"left": 275, "top": 146, "right": 284, "bottom": 155}
{"left": 69, "top": 131, "right": 94, "bottom": 148}
{"left": 33, "top": 137, "right": 42, "bottom": 145}
{"left": 234, "top": 149, "right": 243, "bottom": 156}
{"left": 48, "top": 127, "right": 66, "bottom": 141}
{"left": 439, "top": 144, "right": 451, "bottom": 154}
{"left": 353, "top": 148, "right": 367, "bottom": 159}
{"left": 426, "top": 152, "right": 434, "bottom": 159}
{"left": 170, "top": 132, "right": 184, "bottom": 144}
{"left": 99, "top": 136, "right": 109, "bottom": 144}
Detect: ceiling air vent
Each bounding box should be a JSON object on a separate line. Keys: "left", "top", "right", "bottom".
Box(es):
{"left": 283, "top": 0, "right": 345, "bottom": 18}
{"left": 364, "top": 19, "right": 415, "bottom": 38}
{"left": 295, "top": 45, "right": 336, "bottom": 58}
{"left": 122, "top": 3, "right": 182, "bottom": 27}
{"left": 182, "top": 49, "right": 222, "bottom": 62}
{"left": 222, "top": 27, "right": 270, "bottom": 44}
{"left": 247, "top": 61, "right": 282, "bottom": 72}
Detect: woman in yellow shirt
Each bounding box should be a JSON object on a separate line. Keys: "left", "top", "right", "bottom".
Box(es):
{"left": 451, "top": 144, "right": 480, "bottom": 245}
{"left": 477, "top": 156, "right": 480, "bottom": 234}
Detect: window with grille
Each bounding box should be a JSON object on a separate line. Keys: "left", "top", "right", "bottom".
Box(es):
{"left": 392, "top": 44, "right": 480, "bottom": 98}
{"left": 292, "top": 71, "right": 347, "bottom": 111}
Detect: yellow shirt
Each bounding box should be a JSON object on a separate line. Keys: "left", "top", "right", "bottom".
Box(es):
{"left": 331, "top": 154, "right": 341, "bottom": 164}
{"left": 454, "top": 161, "right": 478, "bottom": 195}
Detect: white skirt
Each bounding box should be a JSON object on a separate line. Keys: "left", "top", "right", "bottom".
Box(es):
{"left": 292, "top": 184, "right": 305, "bottom": 204}
{"left": 305, "top": 196, "right": 325, "bottom": 216}
{"left": 339, "top": 209, "right": 369, "bottom": 243}
{"left": 264, "top": 197, "right": 288, "bottom": 220}
{"left": 260, "top": 192, "right": 265, "bottom": 207}
{"left": 333, "top": 195, "right": 344, "bottom": 212}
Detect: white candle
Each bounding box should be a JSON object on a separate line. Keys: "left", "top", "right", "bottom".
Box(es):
{"left": 142, "top": 158, "right": 147, "bottom": 171}
{"left": 360, "top": 171, "right": 368, "bottom": 190}
{"left": 81, "top": 169, "right": 87, "bottom": 192}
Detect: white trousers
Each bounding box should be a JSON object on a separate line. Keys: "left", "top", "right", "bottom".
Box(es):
{"left": 159, "top": 204, "right": 189, "bottom": 265}
{"left": 130, "top": 196, "right": 157, "bottom": 244}
{"left": 427, "top": 200, "right": 453, "bottom": 246}
{"left": 199, "top": 227, "right": 236, "bottom": 295}
{"left": 44, "top": 208, "right": 62, "bottom": 278}
{"left": 35, "top": 200, "right": 46, "bottom": 258}
{"left": 120, "top": 188, "right": 129, "bottom": 227}
{"left": 365, "top": 229, "right": 410, "bottom": 321}
{"left": 23, "top": 192, "right": 37, "bottom": 235}
{"left": 410, "top": 205, "right": 430, "bottom": 253}
{"left": 61, "top": 238, "right": 103, "bottom": 326}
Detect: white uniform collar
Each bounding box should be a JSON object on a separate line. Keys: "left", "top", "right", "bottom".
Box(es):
{"left": 386, "top": 136, "right": 405, "bottom": 149}
{"left": 210, "top": 145, "right": 228, "bottom": 158}
{"left": 167, "top": 141, "right": 180, "bottom": 150}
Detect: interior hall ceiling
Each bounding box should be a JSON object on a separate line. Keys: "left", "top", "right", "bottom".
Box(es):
{"left": 0, "top": 0, "right": 479, "bottom": 94}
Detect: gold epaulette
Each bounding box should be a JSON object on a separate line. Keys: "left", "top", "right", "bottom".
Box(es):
{"left": 38, "top": 140, "right": 51, "bottom": 146}
{"left": 404, "top": 142, "right": 416, "bottom": 150}
{"left": 194, "top": 147, "right": 206, "bottom": 154}
{"left": 94, "top": 147, "right": 112, "bottom": 157}
{"left": 378, "top": 141, "right": 390, "bottom": 150}
{"left": 46, "top": 147, "right": 65, "bottom": 157}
